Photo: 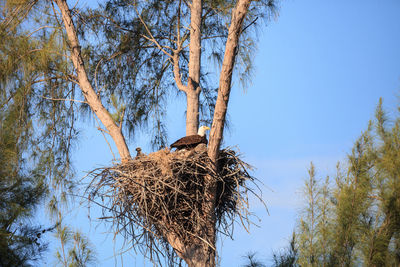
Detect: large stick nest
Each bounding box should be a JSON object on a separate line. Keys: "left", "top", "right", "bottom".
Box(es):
{"left": 87, "top": 146, "right": 264, "bottom": 264}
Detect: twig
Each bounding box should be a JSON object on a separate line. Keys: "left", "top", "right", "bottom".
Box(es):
{"left": 134, "top": 5, "right": 173, "bottom": 59}
{"left": 241, "top": 17, "right": 258, "bottom": 34}
{"left": 41, "top": 95, "right": 87, "bottom": 104}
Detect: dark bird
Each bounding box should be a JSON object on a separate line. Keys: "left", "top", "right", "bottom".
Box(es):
{"left": 170, "top": 126, "right": 210, "bottom": 150}
{"left": 135, "top": 147, "right": 143, "bottom": 159}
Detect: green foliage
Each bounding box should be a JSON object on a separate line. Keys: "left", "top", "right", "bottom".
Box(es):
{"left": 297, "top": 163, "right": 321, "bottom": 266}
{"left": 277, "top": 98, "right": 400, "bottom": 266}
{"left": 1, "top": 1, "right": 89, "bottom": 265}
{"left": 242, "top": 252, "right": 267, "bottom": 267}
{"left": 272, "top": 232, "right": 298, "bottom": 267}
{"left": 0, "top": 80, "right": 49, "bottom": 266}
{"left": 54, "top": 222, "right": 96, "bottom": 267}
{"left": 0, "top": 0, "right": 77, "bottom": 194}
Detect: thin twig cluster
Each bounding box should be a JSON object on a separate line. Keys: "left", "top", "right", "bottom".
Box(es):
{"left": 87, "top": 146, "right": 263, "bottom": 264}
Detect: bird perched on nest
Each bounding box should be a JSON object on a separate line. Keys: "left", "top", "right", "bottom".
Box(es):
{"left": 170, "top": 126, "right": 210, "bottom": 150}
{"left": 135, "top": 147, "right": 143, "bottom": 159}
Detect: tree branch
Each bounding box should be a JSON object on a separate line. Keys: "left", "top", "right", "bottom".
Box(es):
{"left": 41, "top": 95, "right": 87, "bottom": 104}
{"left": 208, "top": 0, "right": 253, "bottom": 162}
{"left": 53, "top": 0, "right": 131, "bottom": 161}
{"left": 185, "top": 0, "right": 203, "bottom": 135}
{"left": 172, "top": 51, "right": 187, "bottom": 92}
{"left": 134, "top": 4, "right": 173, "bottom": 59}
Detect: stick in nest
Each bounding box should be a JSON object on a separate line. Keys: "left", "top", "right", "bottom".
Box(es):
{"left": 86, "top": 147, "right": 266, "bottom": 265}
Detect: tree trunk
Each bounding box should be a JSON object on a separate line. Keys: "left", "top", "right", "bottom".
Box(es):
{"left": 54, "top": 0, "right": 131, "bottom": 162}
{"left": 169, "top": 244, "right": 214, "bottom": 267}
{"left": 186, "top": 90, "right": 200, "bottom": 136}
{"left": 208, "top": 0, "right": 252, "bottom": 162}
{"left": 182, "top": 1, "right": 253, "bottom": 267}
{"left": 186, "top": 0, "right": 202, "bottom": 135}
{"left": 166, "top": 230, "right": 215, "bottom": 267}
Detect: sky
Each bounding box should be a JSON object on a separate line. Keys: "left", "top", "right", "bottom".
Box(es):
{"left": 41, "top": 0, "right": 400, "bottom": 266}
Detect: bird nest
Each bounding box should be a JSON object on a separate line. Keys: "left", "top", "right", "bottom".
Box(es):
{"left": 87, "top": 146, "right": 264, "bottom": 264}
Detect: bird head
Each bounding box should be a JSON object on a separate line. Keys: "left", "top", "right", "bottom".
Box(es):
{"left": 197, "top": 126, "right": 210, "bottom": 136}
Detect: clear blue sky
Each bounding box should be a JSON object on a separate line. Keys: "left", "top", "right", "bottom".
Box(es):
{"left": 41, "top": 1, "right": 400, "bottom": 266}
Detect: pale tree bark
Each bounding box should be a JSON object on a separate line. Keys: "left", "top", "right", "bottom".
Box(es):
{"left": 186, "top": 0, "right": 202, "bottom": 135}
{"left": 208, "top": 0, "right": 252, "bottom": 162}
{"left": 177, "top": 1, "right": 254, "bottom": 266}
{"left": 54, "top": 0, "right": 131, "bottom": 162}
{"left": 167, "top": 235, "right": 213, "bottom": 267}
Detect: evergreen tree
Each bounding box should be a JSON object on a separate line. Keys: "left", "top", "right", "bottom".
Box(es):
{"left": 271, "top": 232, "right": 298, "bottom": 267}
{"left": 0, "top": 87, "right": 48, "bottom": 266}
{"left": 297, "top": 163, "right": 320, "bottom": 266}
{"left": 277, "top": 98, "right": 400, "bottom": 267}
{"left": 50, "top": 0, "right": 278, "bottom": 265}
{"left": 1, "top": 1, "right": 96, "bottom": 265}
{"left": 365, "top": 99, "right": 400, "bottom": 266}
{"left": 54, "top": 226, "right": 96, "bottom": 267}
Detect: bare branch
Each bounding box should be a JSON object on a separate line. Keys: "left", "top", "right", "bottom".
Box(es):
{"left": 53, "top": 0, "right": 131, "bottom": 161}
{"left": 140, "top": 34, "right": 173, "bottom": 58}
{"left": 177, "top": 0, "right": 182, "bottom": 48}
{"left": 41, "top": 95, "right": 87, "bottom": 104}
{"left": 27, "top": 25, "right": 58, "bottom": 37}
{"left": 241, "top": 16, "right": 258, "bottom": 34}
{"left": 172, "top": 51, "right": 187, "bottom": 93}
{"left": 133, "top": 5, "right": 173, "bottom": 58}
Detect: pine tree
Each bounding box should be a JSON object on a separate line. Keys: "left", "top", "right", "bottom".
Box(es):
{"left": 0, "top": 87, "right": 48, "bottom": 266}
{"left": 271, "top": 232, "right": 298, "bottom": 267}
{"left": 1, "top": 1, "right": 96, "bottom": 265}
{"left": 51, "top": 0, "right": 277, "bottom": 265}
{"left": 297, "top": 163, "right": 320, "bottom": 266}
{"left": 364, "top": 99, "right": 400, "bottom": 266}
{"left": 297, "top": 163, "right": 334, "bottom": 266}
{"left": 277, "top": 98, "right": 400, "bottom": 266}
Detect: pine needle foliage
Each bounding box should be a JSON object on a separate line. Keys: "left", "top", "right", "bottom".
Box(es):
{"left": 297, "top": 163, "right": 320, "bottom": 267}
{"left": 242, "top": 252, "right": 267, "bottom": 267}
{"left": 1, "top": 1, "right": 97, "bottom": 265}
{"left": 278, "top": 98, "right": 400, "bottom": 266}
{"left": 0, "top": 83, "right": 48, "bottom": 266}
{"left": 271, "top": 232, "right": 298, "bottom": 267}
{"left": 54, "top": 224, "right": 97, "bottom": 267}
